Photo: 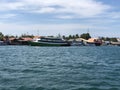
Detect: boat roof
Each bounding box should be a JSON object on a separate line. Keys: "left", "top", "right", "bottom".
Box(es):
{"left": 41, "top": 37, "right": 62, "bottom": 40}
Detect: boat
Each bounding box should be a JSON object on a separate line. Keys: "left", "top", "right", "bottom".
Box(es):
{"left": 0, "top": 41, "right": 6, "bottom": 45}
{"left": 85, "top": 42, "right": 102, "bottom": 46}
{"left": 28, "top": 37, "right": 70, "bottom": 46}
{"left": 84, "top": 38, "right": 102, "bottom": 46}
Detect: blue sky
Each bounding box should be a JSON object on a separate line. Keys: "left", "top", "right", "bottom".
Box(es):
{"left": 0, "top": 0, "right": 120, "bottom": 37}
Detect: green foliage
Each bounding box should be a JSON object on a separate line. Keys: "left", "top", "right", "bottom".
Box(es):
{"left": 62, "top": 35, "right": 66, "bottom": 39}
{"left": 0, "top": 31, "right": 118, "bottom": 42}
{"left": 0, "top": 32, "right": 4, "bottom": 40}
{"left": 101, "top": 37, "right": 118, "bottom": 42}
{"left": 62, "top": 33, "right": 91, "bottom": 40}
{"left": 110, "top": 38, "right": 118, "bottom": 42}
{"left": 20, "top": 34, "right": 34, "bottom": 38}
{"left": 69, "top": 35, "right": 72, "bottom": 39}
{"left": 66, "top": 34, "right": 80, "bottom": 39}
{"left": 80, "top": 33, "right": 91, "bottom": 40}
{"left": 73, "top": 35, "right": 75, "bottom": 39}
{"left": 4, "top": 35, "right": 15, "bottom": 38}
{"left": 75, "top": 34, "right": 79, "bottom": 38}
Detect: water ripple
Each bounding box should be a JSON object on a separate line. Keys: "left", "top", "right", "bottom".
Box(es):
{"left": 0, "top": 46, "right": 120, "bottom": 90}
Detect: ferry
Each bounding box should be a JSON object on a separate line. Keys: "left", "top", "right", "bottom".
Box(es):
{"left": 28, "top": 37, "right": 70, "bottom": 46}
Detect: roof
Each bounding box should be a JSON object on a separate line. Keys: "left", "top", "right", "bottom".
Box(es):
{"left": 33, "top": 36, "right": 41, "bottom": 39}
{"left": 68, "top": 39, "right": 75, "bottom": 41}
{"left": 9, "top": 38, "right": 16, "bottom": 41}
{"left": 87, "top": 38, "right": 98, "bottom": 43}
{"left": 20, "top": 38, "right": 33, "bottom": 41}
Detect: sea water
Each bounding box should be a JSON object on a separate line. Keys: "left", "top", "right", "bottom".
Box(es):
{"left": 0, "top": 46, "right": 120, "bottom": 90}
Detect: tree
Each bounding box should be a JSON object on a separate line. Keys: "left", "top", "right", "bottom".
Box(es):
{"left": 75, "top": 34, "right": 79, "bottom": 38}
{"left": 0, "top": 32, "right": 4, "bottom": 40}
{"left": 100, "top": 37, "right": 118, "bottom": 42}
{"left": 62, "top": 35, "right": 66, "bottom": 39}
{"left": 4, "top": 35, "right": 15, "bottom": 38}
{"left": 20, "top": 34, "right": 34, "bottom": 38}
{"left": 105, "top": 37, "right": 110, "bottom": 41}
{"left": 80, "top": 33, "right": 91, "bottom": 40}
{"left": 69, "top": 35, "right": 72, "bottom": 39}
{"left": 110, "top": 38, "right": 118, "bottom": 42}
{"left": 72, "top": 35, "right": 75, "bottom": 39}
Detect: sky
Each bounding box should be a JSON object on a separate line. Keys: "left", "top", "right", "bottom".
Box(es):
{"left": 0, "top": 0, "right": 120, "bottom": 37}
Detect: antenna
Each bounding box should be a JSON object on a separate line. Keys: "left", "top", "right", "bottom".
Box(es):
{"left": 37, "top": 30, "right": 39, "bottom": 36}
{"left": 27, "top": 32, "right": 29, "bottom": 35}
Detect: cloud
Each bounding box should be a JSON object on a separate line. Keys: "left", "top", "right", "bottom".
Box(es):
{"left": 0, "top": 14, "right": 16, "bottom": 19}
{"left": 32, "top": 7, "right": 56, "bottom": 13}
{"left": 0, "top": 0, "right": 111, "bottom": 18}
{"left": 0, "top": 0, "right": 120, "bottom": 37}
{"left": 56, "top": 15, "right": 74, "bottom": 19}
{"left": 0, "top": 2, "right": 24, "bottom": 11}
{"left": 24, "top": 0, "right": 111, "bottom": 18}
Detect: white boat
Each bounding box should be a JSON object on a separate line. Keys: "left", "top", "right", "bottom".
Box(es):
{"left": 0, "top": 41, "right": 6, "bottom": 45}
{"left": 28, "top": 37, "right": 70, "bottom": 46}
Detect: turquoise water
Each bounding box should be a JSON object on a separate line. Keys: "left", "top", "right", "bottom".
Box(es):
{"left": 0, "top": 46, "right": 120, "bottom": 90}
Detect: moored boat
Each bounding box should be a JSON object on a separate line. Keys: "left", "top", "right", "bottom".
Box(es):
{"left": 28, "top": 37, "right": 70, "bottom": 46}
{"left": 84, "top": 38, "right": 102, "bottom": 46}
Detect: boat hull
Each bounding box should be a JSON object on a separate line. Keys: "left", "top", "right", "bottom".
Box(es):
{"left": 28, "top": 41, "right": 70, "bottom": 46}
{"left": 86, "top": 42, "right": 102, "bottom": 46}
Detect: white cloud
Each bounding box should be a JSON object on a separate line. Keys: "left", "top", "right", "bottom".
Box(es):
{"left": 32, "top": 7, "right": 56, "bottom": 13}
{"left": 56, "top": 15, "right": 74, "bottom": 19}
{"left": 0, "top": 0, "right": 120, "bottom": 37}
{"left": 0, "top": 2, "right": 24, "bottom": 11}
{"left": 24, "top": 0, "right": 111, "bottom": 18}
{"left": 0, "top": 0, "right": 111, "bottom": 18}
